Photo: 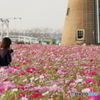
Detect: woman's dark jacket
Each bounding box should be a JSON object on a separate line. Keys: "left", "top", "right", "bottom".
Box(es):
{"left": 0, "top": 49, "right": 13, "bottom": 66}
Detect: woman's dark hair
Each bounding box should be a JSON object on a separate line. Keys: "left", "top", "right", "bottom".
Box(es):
{"left": 0, "top": 37, "right": 12, "bottom": 49}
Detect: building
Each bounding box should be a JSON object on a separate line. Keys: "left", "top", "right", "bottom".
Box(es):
{"left": 61, "top": 0, "right": 100, "bottom": 45}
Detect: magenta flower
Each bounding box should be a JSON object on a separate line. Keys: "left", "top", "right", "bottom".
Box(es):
{"left": 7, "top": 69, "right": 15, "bottom": 74}
{"left": 0, "top": 44, "right": 99, "bottom": 99}
{"left": 27, "top": 92, "right": 43, "bottom": 98}
{"left": 90, "top": 59, "right": 95, "bottom": 62}
{"left": 87, "top": 95, "right": 100, "bottom": 100}
{"left": 18, "top": 70, "right": 26, "bottom": 75}
{"left": 23, "top": 61, "right": 27, "bottom": 65}
{"left": 18, "top": 93, "right": 26, "bottom": 97}
{"left": 89, "top": 71, "right": 97, "bottom": 75}
{"left": 26, "top": 67, "right": 36, "bottom": 73}
{"left": 86, "top": 78, "right": 93, "bottom": 84}
{"left": 3, "top": 78, "right": 8, "bottom": 81}
{"left": 84, "top": 69, "right": 90, "bottom": 74}
{"left": 76, "top": 97, "right": 83, "bottom": 100}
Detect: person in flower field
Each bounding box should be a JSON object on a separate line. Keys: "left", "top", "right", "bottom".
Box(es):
{"left": 0, "top": 37, "right": 14, "bottom": 67}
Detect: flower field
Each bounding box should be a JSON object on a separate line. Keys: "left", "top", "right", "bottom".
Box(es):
{"left": 0, "top": 44, "right": 100, "bottom": 100}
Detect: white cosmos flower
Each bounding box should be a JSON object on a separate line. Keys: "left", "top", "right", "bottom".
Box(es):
{"left": 0, "top": 94, "right": 5, "bottom": 98}
{"left": 21, "top": 97, "right": 28, "bottom": 100}
{"left": 39, "top": 75, "right": 44, "bottom": 79}
{"left": 82, "top": 88, "right": 90, "bottom": 93}
{"left": 42, "top": 91, "right": 49, "bottom": 95}
{"left": 22, "top": 79, "right": 28, "bottom": 82}
{"left": 75, "top": 79, "right": 83, "bottom": 83}
{"left": 48, "top": 99, "right": 53, "bottom": 100}
{"left": 0, "top": 67, "right": 5, "bottom": 72}
{"left": 30, "top": 77, "right": 35, "bottom": 82}
{"left": 34, "top": 78, "right": 38, "bottom": 80}
{"left": 65, "top": 80, "right": 69, "bottom": 83}
{"left": 11, "top": 88, "right": 18, "bottom": 92}
{"left": 52, "top": 84, "right": 57, "bottom": 87}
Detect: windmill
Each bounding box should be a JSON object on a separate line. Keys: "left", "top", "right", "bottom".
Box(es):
{"left": 61, "top": 0, "right": 100, "bottom": 45}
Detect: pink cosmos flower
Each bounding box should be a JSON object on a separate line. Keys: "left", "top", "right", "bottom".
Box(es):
{"left": 71, "top": 88, "right": 77, "bottom": 92}
{"left": 89, "top": 71, "right": 97, "bottom": 75}
{"left": 0, "top": 90, "right": 3, "bottom": 95}
{"left": 87, "top": 95, "right": 100, "bottom": 100}
{"left": 7, "top": 69, "right": 15, "bottom": 74}
{"left": 86, "top": 78, "right": 93, "bottom": 84}
{"left": 0, "top": 81, "right": 15, "bottom": 91}
{"left": 26, "top": 67, "right": 36, "bottom": 73}
{"left": 18, "top": 70, "right": 26, "bottom": 75}
{"left": 57, "top": 70, "right": 64, "bottom": 74}
{"left": 84, "top": 69, "right": 90, "bottom": 74}
{"left": 10, "top": 65, "right": 20, "bottom": 69}
{"left": 23, "top": 61, "right": 27, "bottom": 65}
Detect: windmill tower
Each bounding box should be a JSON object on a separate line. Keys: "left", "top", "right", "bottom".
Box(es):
{"left": 61, "top": 0, "right": 100, "bottom": 45}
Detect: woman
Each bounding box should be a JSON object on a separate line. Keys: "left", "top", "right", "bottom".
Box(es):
{"left": 0, "top": 37, "right": 14, "bottom": 66}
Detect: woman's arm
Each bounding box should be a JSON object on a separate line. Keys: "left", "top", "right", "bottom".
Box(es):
{"left": 9, "top": 49, "right": 14, "bottom": 53}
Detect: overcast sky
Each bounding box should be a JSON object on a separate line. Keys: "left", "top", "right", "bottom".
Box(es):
{"left": 0, "top": 0, "right": 68, "bottom": 31}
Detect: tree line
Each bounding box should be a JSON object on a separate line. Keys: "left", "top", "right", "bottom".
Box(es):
{"left": 9, "top": 27, "right": 62, "bottom": 40}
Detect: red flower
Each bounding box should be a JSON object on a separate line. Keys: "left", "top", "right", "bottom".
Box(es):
{"left": 66, "top": 80, "right": 74, "bottom": 86}
{"left": 37, "top": 69, "right": 44, "bottom": 74}
{"left": 32, "top": 92, "right": 43, "bottom": 98}
{"left": 16, "top": 84, "right": 25, "bottom": 90}
{"left": 3, "top": 78, "right": 8, "bottom": 81}
{"left": 18, "top": 93, "right": 26, "bottom": 97}
{"left": 90, "top": 59, "right": 94, "bottom": 62}
{"left": 18, "top": 83, "right": 25, "bottom": 86}
{"left": 76, "top": 97, "right": 83, "bottom": 100}
{"left": 27, "top": 92, "right": 43, "bottom": 98}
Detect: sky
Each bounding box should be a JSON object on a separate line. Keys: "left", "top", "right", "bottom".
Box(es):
{"left": 0, "top": 0, "right": 68, "bottom": 31}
